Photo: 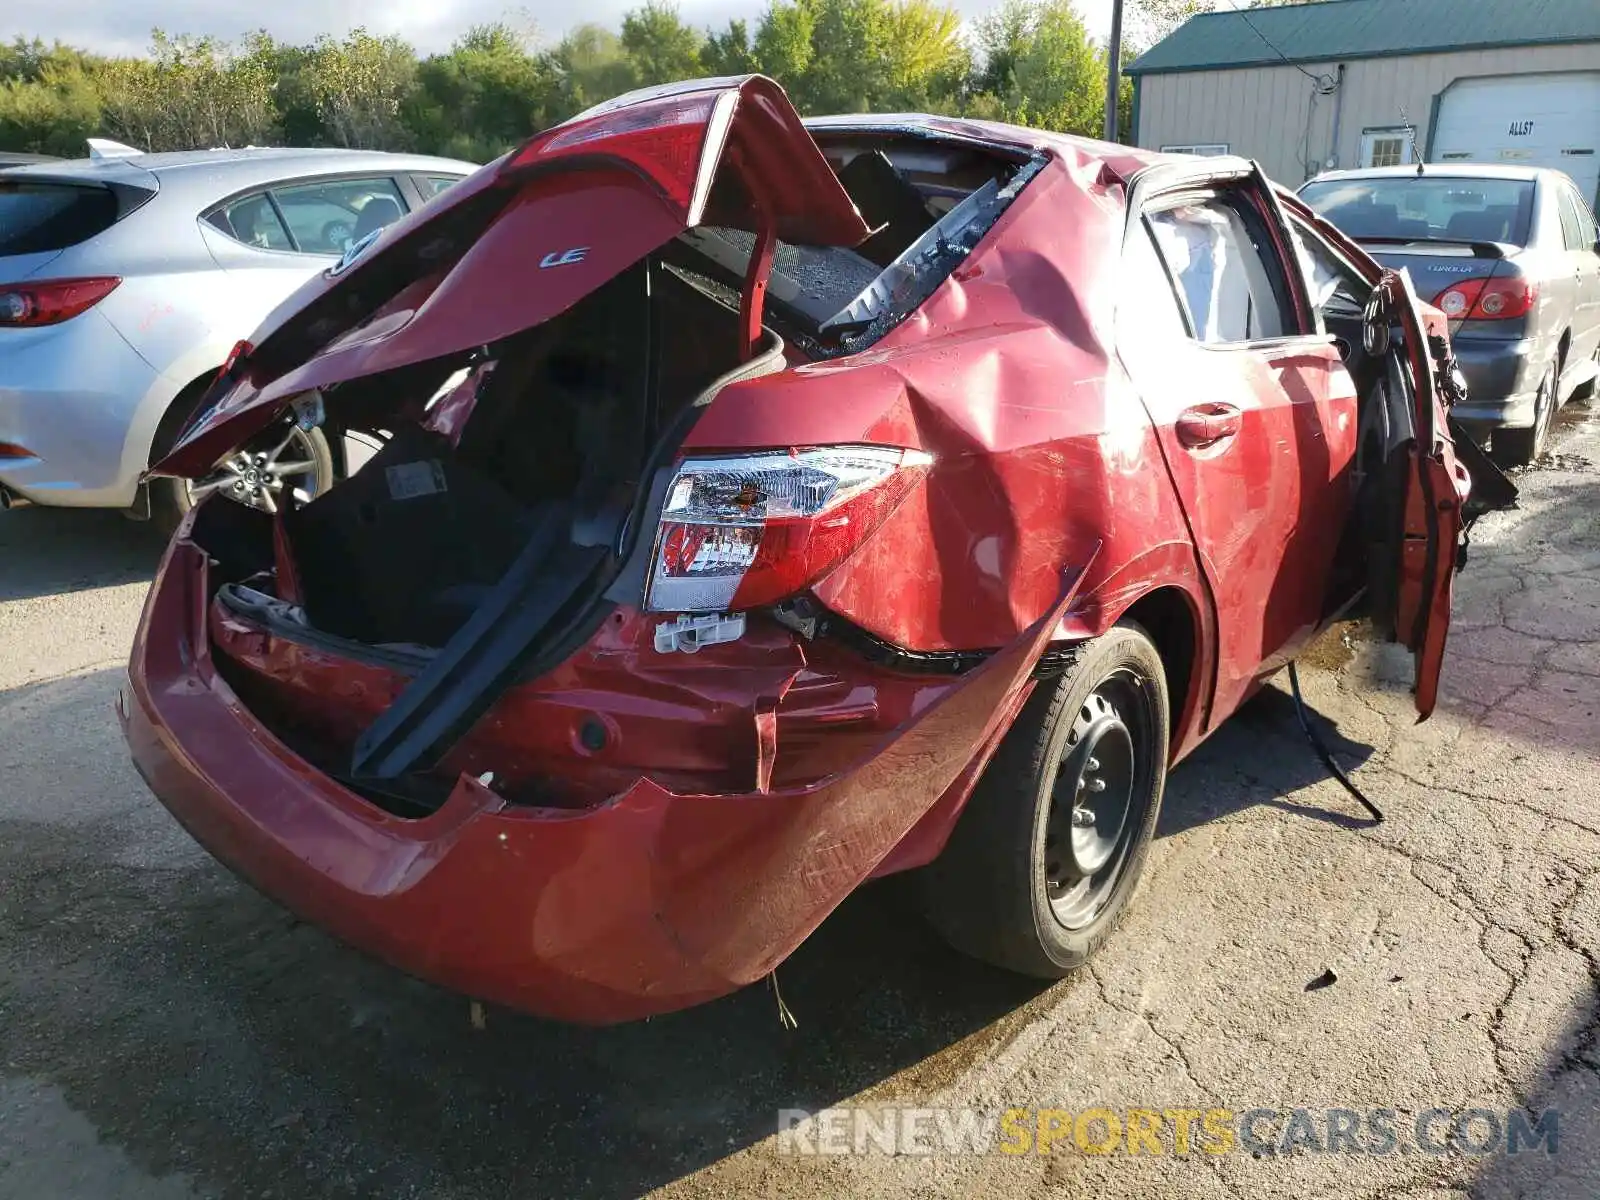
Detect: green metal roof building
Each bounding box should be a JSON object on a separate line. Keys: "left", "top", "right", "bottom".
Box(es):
{"left": 1126, "top": 0, "right": 1600, "bottom": 203}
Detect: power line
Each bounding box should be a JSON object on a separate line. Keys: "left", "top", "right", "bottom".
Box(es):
{"left": 1216, "top": 0, "right": 1335, "bottom": 87}
{"left": 1213, "top": 0, "right": 1339, "bottom": 175}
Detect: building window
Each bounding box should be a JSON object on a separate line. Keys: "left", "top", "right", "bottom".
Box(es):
{"left": 1360, "top": 131, "right": 1414, "bottom": 168}
{"left": 1369, "top": 139, "right": 1405, "bottom": 167}
{"left": 1161, "top": 143, "right": 1230, "bottom": 156}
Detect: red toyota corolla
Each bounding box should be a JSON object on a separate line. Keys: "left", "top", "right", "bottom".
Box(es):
{"left": 122, "top": 77, "right": 1491, "bottom": 1024}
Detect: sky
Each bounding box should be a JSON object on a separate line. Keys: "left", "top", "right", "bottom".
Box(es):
{"left": 3, "top": 0, "right": 1121, "bottom": 58}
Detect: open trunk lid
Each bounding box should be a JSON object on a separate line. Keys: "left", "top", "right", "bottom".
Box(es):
{"left": 150, "top": 75, "right": 871, "bottom": 481}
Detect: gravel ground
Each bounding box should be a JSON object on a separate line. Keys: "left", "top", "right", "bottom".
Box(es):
{"left": 1, "top": 399, "right": 1597, "bottom": 1200}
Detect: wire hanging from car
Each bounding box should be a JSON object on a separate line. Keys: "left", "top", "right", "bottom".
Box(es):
{"left": 1287, "top": 663, "right": 1384, "bottom": 823}
{"left": 768, "top": 969, "right": 799, "bottom": 1030}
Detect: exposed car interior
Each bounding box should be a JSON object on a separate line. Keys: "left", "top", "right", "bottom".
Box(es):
{"left": 667, "top": 137, "right": 1035, "bottom": 355}
{"left": 185, "top": 132, "right": 1031, "bottom": 807}
{"left": 1281, "top": 211, "right": 1421, "bottom": 626}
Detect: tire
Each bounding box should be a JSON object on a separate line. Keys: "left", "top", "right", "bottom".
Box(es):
{"left": 1493, "top": 360, "right": 1557, "bottom": 468}
{"left": 150, "top": 410, "right": 335, "bottom": 537}
{"left": 1580, "top": 344, "right": 1600, "bottom": 404}
{"left": 920, "top": 622, "right": 1170, "bottom": 978}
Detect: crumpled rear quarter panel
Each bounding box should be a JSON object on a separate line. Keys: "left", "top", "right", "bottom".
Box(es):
{"left": 683, "top": 151, "right": 1205, "bottom": 656}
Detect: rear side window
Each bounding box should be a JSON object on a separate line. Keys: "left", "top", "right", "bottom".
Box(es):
{"left": 1577, "top": 192, "right": 1600, "bottom": 247}
{"left": 0, "top": 182, "right": 118, "bottom": 255}
{"left": 1148, "top": 197, "right": 1293, "bottom": 344}
{"left": 207, "top": 193, "right": 293, "bottom": 251}
{"left": 1558, "top": 186, "right": 1597, "bottom": 251}
{"left": 1116, "top": 225, "right": 1190, "bottom": 346}
{"left": 272, "top": 178, "right": 406, "bottom": 256}
{"left": 422, "top": 176, "right": 461, "bottom": 198}
{"left": 205, "top": 177, "right": 408, "bottom": 257}
{"left": 1287, "top": 217, "right": 1368, "bottom": 319}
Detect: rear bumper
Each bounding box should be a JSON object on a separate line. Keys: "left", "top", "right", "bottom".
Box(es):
{"left": 121, "top": 535, "right": 1065, "bottom": 1023}
{"left": 1451, "top": 336, "right": 1543, "bottom": 430}
{"left": 0, "top": 311, "right": 164, "bottom": 507}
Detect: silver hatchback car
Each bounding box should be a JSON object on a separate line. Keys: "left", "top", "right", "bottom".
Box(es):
{"left": 0, "top": 145, "right": 476, "bottom": 527}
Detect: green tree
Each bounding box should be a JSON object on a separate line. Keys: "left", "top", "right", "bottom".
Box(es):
{"left": 1011, "top": 1, "right": 1101, "bottom": 133}
{"left": 548, "top": 24, "right": 638, "bottom": 113}
{"left": 95, "top": 30, "right": 279, "bottom": 152}
{"left": 804, "top": 0, "right": 889, "bottom": 111}
{"left": 745, "top": 0, "right": 965, "bottom": 115}
{"left": 0, "top": 61, "right": 103, "bottom": 155}
{"left": 969, "top": 0, "right": 1105, "bottom": 134}
{"left": 620, "top": 2, "right": 702, "bottom": 86}
{"left": 0, "top": 38, "right": 110, "bottom": 155}
{"left": 752, "top": 1, "right": 817, "bottom": 88}
{"left": 701, "top": 19, "right": 758, "bottom": 75}
{"left": 299, "top": 29, "right": 417, "bottom": 149}
{"left": 972, "top": 0, "right": 1032, "bottom": 99}
{"left": 409, "top": 23, "right": 557, "bottom": 159}
{"left": 880, "top": 0, "right": 969, "bottom": 110}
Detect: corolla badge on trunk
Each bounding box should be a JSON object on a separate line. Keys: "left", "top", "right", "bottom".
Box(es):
{"left": 540, "top": 247, "right": 589, "bottom": 269}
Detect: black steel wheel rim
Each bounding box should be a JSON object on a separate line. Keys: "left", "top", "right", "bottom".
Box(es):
{"left": 1043, "top": 667, "right": 1158, "bottom": 930}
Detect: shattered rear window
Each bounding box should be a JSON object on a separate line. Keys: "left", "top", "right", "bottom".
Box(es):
{"left": 678, "top": 226, "right": 882, "bottom": 327}
{"left": 673, "top": 151, "right": 1047, "bottom": 356}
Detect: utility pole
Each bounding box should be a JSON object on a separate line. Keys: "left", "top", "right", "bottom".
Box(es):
{"left": 1103, "top": 0, "right": 1125, "bottom": 143}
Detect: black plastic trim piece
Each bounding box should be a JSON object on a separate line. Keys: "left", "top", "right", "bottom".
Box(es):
{"left": 777, "top": 598, "right": 993, "bottom": 676}
{"left": 349, "top": 509, "right": 606, "bottom": 780}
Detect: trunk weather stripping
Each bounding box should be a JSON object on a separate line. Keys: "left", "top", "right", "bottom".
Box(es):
{"left": 349, "top": 265, "right": 706, "bottom": 785}
{"left": 349, "top": 510, "right": 609, "bottom": 781}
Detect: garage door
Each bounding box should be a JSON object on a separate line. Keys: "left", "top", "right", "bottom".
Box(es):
{"left": 1432, "top": 73, "right": 1600, "bottom": 210}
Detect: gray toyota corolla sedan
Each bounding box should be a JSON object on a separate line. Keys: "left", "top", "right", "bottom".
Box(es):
{"left": 1302, "top": 164, "right": 1600, "bottom": 465}
{"left": 0, "top": 145, "right": 475, "bottom": 528}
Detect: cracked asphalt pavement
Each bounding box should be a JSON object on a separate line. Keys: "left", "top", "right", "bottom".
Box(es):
{"left": 2, "top": 400, "right": 1597, "bottom": 1199}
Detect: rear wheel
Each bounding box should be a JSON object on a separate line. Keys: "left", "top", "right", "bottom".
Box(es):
{"left": 920, "top": 623, "right": 1169, "bottom": 978}
{"left": 1494, "top": 360, "right": 1557, "bottom": 468}
{"left": 151, "top": 411, "right": 333, "bottom": 536}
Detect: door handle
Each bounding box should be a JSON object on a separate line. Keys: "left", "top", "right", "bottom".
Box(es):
{"left": 1175, "top": 403, "right": 1243, "bottom": 449}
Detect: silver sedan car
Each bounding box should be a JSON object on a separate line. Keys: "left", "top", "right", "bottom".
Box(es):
{"left": 1300, "top": 164, "right": 1600, "bottom": 465}
{"left": 0, "top": 146, "right": 476, "bottom": 528}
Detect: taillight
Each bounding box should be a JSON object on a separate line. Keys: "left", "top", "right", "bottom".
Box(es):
{"left": 218, "top": 338, "right": 252, "bottom": 379}
{"left": 0, "top": 277, "right": 120, "bottom": 327}
{"left": 1432, "top": 277, "right": 1535, "bottom": 321}
{"left": 506, "top": 91, "right": 728, "bottom": 217}
{"left": 644, "top": 446, "right": 933, "bottom": 613}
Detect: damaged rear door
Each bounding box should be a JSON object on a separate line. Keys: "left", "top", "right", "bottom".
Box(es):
{"left": 149, "top": 75, "right": 871, "bottom": 482}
